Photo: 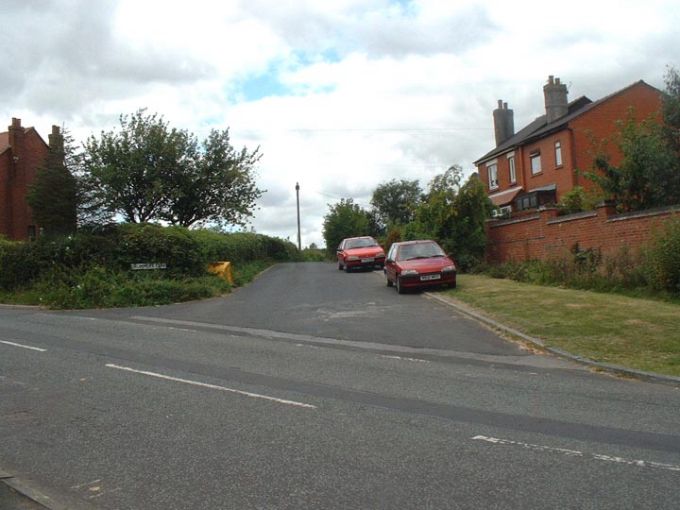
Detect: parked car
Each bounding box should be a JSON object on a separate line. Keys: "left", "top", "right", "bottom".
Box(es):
{"left": 337, "top": 236, "right": 386, "bottom": 272}
{"left": 384, "top": 240, "right": 456, "bottom": 293}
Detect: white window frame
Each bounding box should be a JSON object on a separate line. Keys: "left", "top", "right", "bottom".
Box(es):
{"left": 555, "top": 140, "right": 563, "bottom": 167}
{"left": 487, "top": 160, "right": 499, "bottom": 190}
{"left": 508, "top": 155, "right": 516, "bottom": 184}
{"left": 530, "top": 152, "right": 542, "bottom": 175}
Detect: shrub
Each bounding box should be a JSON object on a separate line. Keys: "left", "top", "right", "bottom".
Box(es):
{"left": 115, "top": 223, "right": 203, "bottom": 276}
{"left": 643, "top": 217, "right": 680, "bottom": 292}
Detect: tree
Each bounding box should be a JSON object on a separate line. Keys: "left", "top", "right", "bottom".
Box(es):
{"left": 414, "top": 165, "right": 463, "bottom": 243}
{"left": 370, "top": 179, "right": 422, "bottom": 228}
{"left": 322, "top": 198, "right": 369, "bottom": 255}
{"left": 161, "top": 129, "right": 263, "bottom": 228}
{"left": 584, "top": 67, "right": 680, "bottom": 211}
{"left": 82, "top": 109, "right": 262, "bottom": 227}
{"left": 408, "top": 166, "right": 492, "bottom": 270}
{"left": 585, "top": 112, "right": 678, "bottom": 211}
{"left": 83, "top": 110, "right": 181, "bottom": 223}
{"left": 27, "top": 128, "right": 77, "bottom": 236}
{"left": 662, "top": 66, "right": 680, "bottom": 158}
{"left": 449, "top": 174, "right": 494, "bottom": 270}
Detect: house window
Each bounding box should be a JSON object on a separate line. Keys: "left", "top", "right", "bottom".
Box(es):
{"left": 530, "top": 152, "right": 542, "bottom": 175}
{"left": 508, "top": 156, "right": 516, "bottom": 184}
{"left": 555, "top": 141, "right": 563, "bottom": 167}
{"left": 487, "top": 163, "right": 498, "bottom": 190}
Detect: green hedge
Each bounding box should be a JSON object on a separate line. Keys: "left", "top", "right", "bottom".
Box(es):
{"left": 0, "top": 224, "right": 300, "bottom": 291}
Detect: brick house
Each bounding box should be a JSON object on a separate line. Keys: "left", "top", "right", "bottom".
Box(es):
{"left": 474, "top": 76, "right": 663, "bottom": 216}
{"left": 0, "top": 118, "right": 64, "bottom": 241}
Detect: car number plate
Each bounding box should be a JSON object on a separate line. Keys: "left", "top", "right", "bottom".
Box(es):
{"left": 420, "top": 274, "right": 441, "bottom": 281}
{"left": 361, "top": 258, "right": 374, "bottom": 263}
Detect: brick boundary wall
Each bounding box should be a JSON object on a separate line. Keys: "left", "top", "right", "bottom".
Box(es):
{"left": 486, "top": 204, "right": 680, "bottom": 263}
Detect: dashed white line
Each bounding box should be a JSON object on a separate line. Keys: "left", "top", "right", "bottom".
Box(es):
{"left": 0, "top": 339, "right": 46, "bottom": 352}
{"left": 380, "top": 355, "right": 430, "bottom": 363}
{"left": 105, "top": 363, "right": 316, "bottom": 409}
{"left": 472, "top": 435, "right": 680, "bottom": 472}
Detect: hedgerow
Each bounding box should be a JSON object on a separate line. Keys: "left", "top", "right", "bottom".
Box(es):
{"left": 0, "top": 224, "right": 300, "bottom": 293}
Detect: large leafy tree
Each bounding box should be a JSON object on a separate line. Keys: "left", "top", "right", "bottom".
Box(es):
{"left": 161, "top": 129, "right": 263, "bottom": 228}
{"left": 370, "top": 178, "right": 422, "bottom": 228}
{"left": 322, "top": 198, "right": 369, "bottom": 255}
{"left": 27, "top": 128, "right": 77, "bottom": 236}
{"left": 82, "top": 110, "right": 262, "bottom": 227}
{"left": 83, "top": 110, "right": 182, "bottom": 223}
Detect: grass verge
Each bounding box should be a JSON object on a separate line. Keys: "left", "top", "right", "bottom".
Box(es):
{"left": 447, "top": 274, "right": 680, "bottom": 377}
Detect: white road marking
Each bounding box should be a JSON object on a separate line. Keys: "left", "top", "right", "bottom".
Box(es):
{"left": 70, "top": 479, "right": 101, "bottom": 490}
{"left": 472, "top": 435, "right": 680, "bottom": 472}
{"left": 105, "top": 364, "right": 316, "bottom": 409}
{"left": 0, "top": 339, "right": 46, "bottom": 352}
{"left": 380, "top": 355, "right": 430, "bottom": 363}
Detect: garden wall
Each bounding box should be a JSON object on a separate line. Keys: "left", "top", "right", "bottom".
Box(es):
{"left": 486, "top": 204, "right": 680, "bottom": 263}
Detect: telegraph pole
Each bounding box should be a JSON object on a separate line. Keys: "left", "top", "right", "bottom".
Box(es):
{"left": 295, "top": 182, "right": 301, "bottom": 250}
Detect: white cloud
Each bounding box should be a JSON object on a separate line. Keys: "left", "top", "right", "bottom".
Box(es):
{"left": 2, "top": 0, "right": 679, "bottom": 247}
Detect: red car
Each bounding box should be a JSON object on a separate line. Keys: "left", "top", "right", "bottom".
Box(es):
{"left": 384, "top": 240, "right": 456, "bottom": 293}
{"left": 337, "top": 236, "right": 386, "bottom": 272}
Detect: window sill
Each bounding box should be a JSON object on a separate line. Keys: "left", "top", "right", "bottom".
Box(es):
{"left": 555, "top": 165, "right": 564, "bottom": 170}
{"left": 531, "top": 171, "right": 543, "bottom": 177}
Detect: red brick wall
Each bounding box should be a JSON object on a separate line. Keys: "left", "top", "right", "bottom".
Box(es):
{"left": 486, "top": 205, "right": 680, "bottom": 263}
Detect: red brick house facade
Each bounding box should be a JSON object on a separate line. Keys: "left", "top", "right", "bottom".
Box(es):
{"left": 0, "top": 118, "right": 62, "bottom": 241}
{"left": 475, "top": 76, "right": 663, "bottom": 216}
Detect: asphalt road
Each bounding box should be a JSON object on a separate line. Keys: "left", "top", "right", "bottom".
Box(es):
{"left": 1, "top": 262, "right": 679, "bottom": 509}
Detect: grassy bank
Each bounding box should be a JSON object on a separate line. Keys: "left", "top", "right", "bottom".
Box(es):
{"left": 447, "top": 274, "right": 680, "bottom": 377}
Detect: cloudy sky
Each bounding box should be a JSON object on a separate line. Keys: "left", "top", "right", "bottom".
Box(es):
{"left": 2, "top": 0, "right": 679, "bottom": 247}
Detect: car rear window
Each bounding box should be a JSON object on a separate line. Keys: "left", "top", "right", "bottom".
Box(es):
{"left": 346, "top": 238, "right": 378, "bottom": 249}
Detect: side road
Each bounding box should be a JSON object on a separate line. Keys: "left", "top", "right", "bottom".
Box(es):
{"left": 428, "top": 274, "right": 680, "bottom": 386}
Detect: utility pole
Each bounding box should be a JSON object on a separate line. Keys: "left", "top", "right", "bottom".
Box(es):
{"left": 295, "top": 182, "right": 301, "bottom": 251}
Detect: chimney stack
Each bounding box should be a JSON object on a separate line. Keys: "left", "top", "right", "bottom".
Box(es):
{"left": 493, "top": 99, "right": 515, "bottom": 146}
{"left": 8, "top": 117, "right": 23, "bottom": 152}
{"left": 49, "top": 125, "right": 64, "bottom": 154}
{"left": 543, "top": 75, "right": 568, "bottom": 123}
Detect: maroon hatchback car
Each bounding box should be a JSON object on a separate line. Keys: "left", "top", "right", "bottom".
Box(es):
{"left": 384, "top": 240, "right": 456, "bottom": 293}
{"left": 337, "top": 236, "right": 386, "bottom": 272}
